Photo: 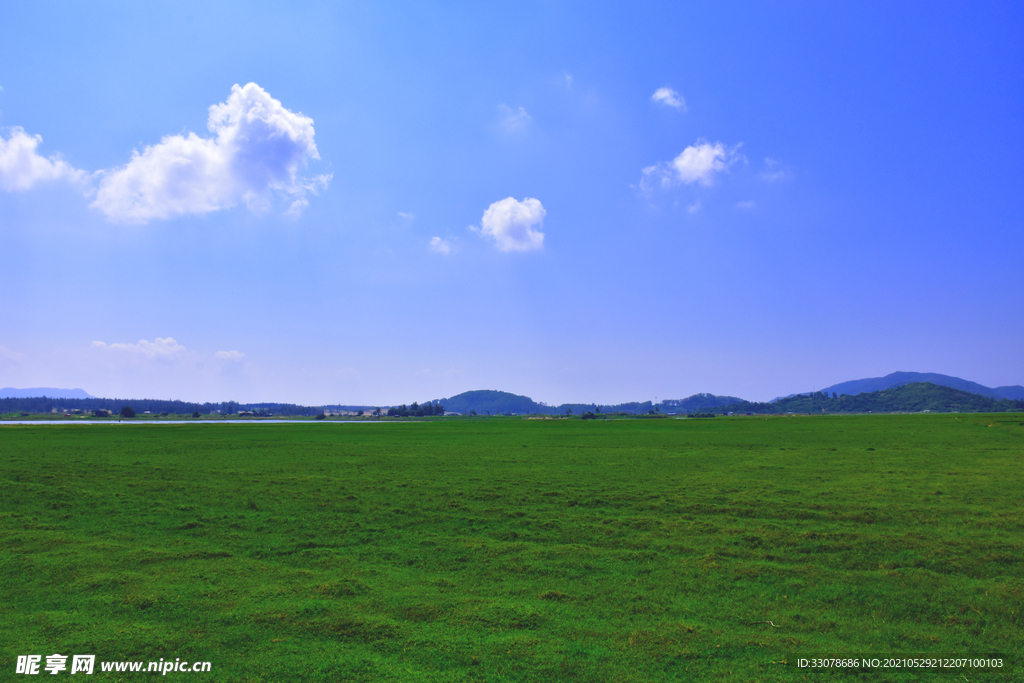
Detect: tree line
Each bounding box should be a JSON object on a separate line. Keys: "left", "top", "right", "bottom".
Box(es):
{"left": 386, "top": 402, "right": 445, "bottom": 417}
{"left": 715, "top": 383, "right": 1024, "bottom": 415}
{"left": 0, "top": 396, "right": 374, "bottom": 417}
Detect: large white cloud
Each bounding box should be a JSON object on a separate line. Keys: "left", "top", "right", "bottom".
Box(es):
{"left": 475, "top": 197, "right": 545, "bottom": 252}
{"left": 641, "top": 140, "right": 738, "bottom": 191}
{"left": 91, "top": 83, "right": 329, "bottom": 223}
{"left": 92, "top": 337, "right": 187, "bottom": 360}
{"left": 0, "top": 127, "right": 87, "bottom": 192}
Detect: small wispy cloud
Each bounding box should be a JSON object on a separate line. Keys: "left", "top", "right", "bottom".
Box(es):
{"left": 562, "top": 72, "right": 574, "bottom": 89}
{"left": 760, "top": 157, "right": 792, "bottom": 182}
{"left": 429, "top": 236, "right": 453, "bottom": 255}
{"left": 496, "top": 104, "right": 532, "bottom": 134}
{"left": 687, "top": 200, "right": 702, "bottom": 214}
{"left": 398, "top": 211, "right": 415, "bottom": 221}
{"left": 641, "top": 139, "right": 741, "bottom": 192}
{"left": 284, "top": 198, "right": 309, "bottom": 218}
{"left": 215, "top": 350, "right": 245, "bottom": 361}
{"left": 472, "top": 197, "right": 545, "bottom": 252}
{"left": 91, "top": 337, "right": 187, "bottom": 361}
{"left": 0, "top": 345, "right": 24, "bottom": 364}
{"left": 736, "top": 200, "right": 756, "bottom": 210}
{"left": 0, "top": 127, "right": 88, "bottom": 192}
{"left": 652, "top": 87, "right": 686, "bottom": 111}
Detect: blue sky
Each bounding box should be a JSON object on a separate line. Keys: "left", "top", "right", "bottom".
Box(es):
{"left": 1, "top": 1, "right": 1021, "bottom": 405}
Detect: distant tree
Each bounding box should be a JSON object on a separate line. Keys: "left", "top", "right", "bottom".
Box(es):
{"left": 410, "top": 402, "right": 420, "bottom": 413}
{"left": 832, "top": 392, "right": 838, "bottom": 399}
{"left": 315, "top": 412, "right": 326, "bottom": 420}
{"left": 372, "top": 407, "right": 381, "bottom": 417}
{"left": 357, "top": 410, "right": 364, "bottom": 416}
{"left": 120, "top": 406, "right": 136, "bottom": 418}
{"left": 581, "top": 411, "right": 597, "bottom": 420}
{"left": 192, "top": 411, "right": 201, "bottom": 418}
{"left": 469, "top": 410, "right": 477, "bottom": 416}
{"left": 566, "top": 408, "right": 573, "bottom": 415}
{"left": 435, "top": 404, "right": 445, "bottom": 416}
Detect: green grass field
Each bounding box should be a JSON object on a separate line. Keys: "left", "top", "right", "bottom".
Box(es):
{"left": 1, "top": 415, "right": 1021, "bottom": 681}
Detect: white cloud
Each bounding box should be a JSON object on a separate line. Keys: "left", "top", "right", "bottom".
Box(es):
{"left": 641, "top": 140, "right": 739, "bottom": 192}
{"left": 652, "top": 87, "right": 686, "bottom": 111}
{"left": 736, "top": 200, "right": 756, "bottom": 209}
{"left": 474, "top": 197, "right": 545, "bottom": 252}
{"left": 215, "top": 350, "right": 245, "bottom": 361}
{"left": 672, "top": 141, "right": 732, "bottom": 184}
{"left": 397, "top": 211, "right": 415, "bottom": 221}
{"left": 91, "top": 337, "right": 187, "bottom": 360}
{"left": 687, "top": 200, "right": 701, "bottom": 214}
{"left": 562, "top": 72, "right": 574, "bottom": 89}
{"left": 91, "top": 83, "right": 329, "bottom": 223}
{"left": 429, "top": 236, "right": 452, "bottom": 255}
{"left": 497, "top": 104, "right": 532, "bottom": 133}
{"left": 0, "top": 127, "right": 88, "bottom": 192}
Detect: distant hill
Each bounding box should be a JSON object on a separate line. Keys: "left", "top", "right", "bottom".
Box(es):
{"left": 0, "top": 387, "right": 95, "bottom": 399}
{"left": 434, "top": 390, "right": 748, "bottom": 415}
{"left": 724, "top": 382, "right": 1022, "bottom": 415}
{"left": 994, "top": 385, "right": 1024, "bottom": 400}
{"left": 435, "top": 390, "right": 547, "bottom": 415}
{"left": 818, "top": 372, "right": 1023, "bottom": 401}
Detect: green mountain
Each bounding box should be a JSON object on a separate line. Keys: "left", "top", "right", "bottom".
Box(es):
{"left": 724, "top": 382, "right": 1023, "bottom": 415}
{"left": 819, "top": 371, "right": 1023, "bottom": 401}
{"left": 435, "top": 390, "right": 546, "bottom": 415}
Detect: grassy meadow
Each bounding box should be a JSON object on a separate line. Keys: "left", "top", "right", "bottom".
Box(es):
{"left": 1, "top": 415, "right": 1021, "bottom": 681}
